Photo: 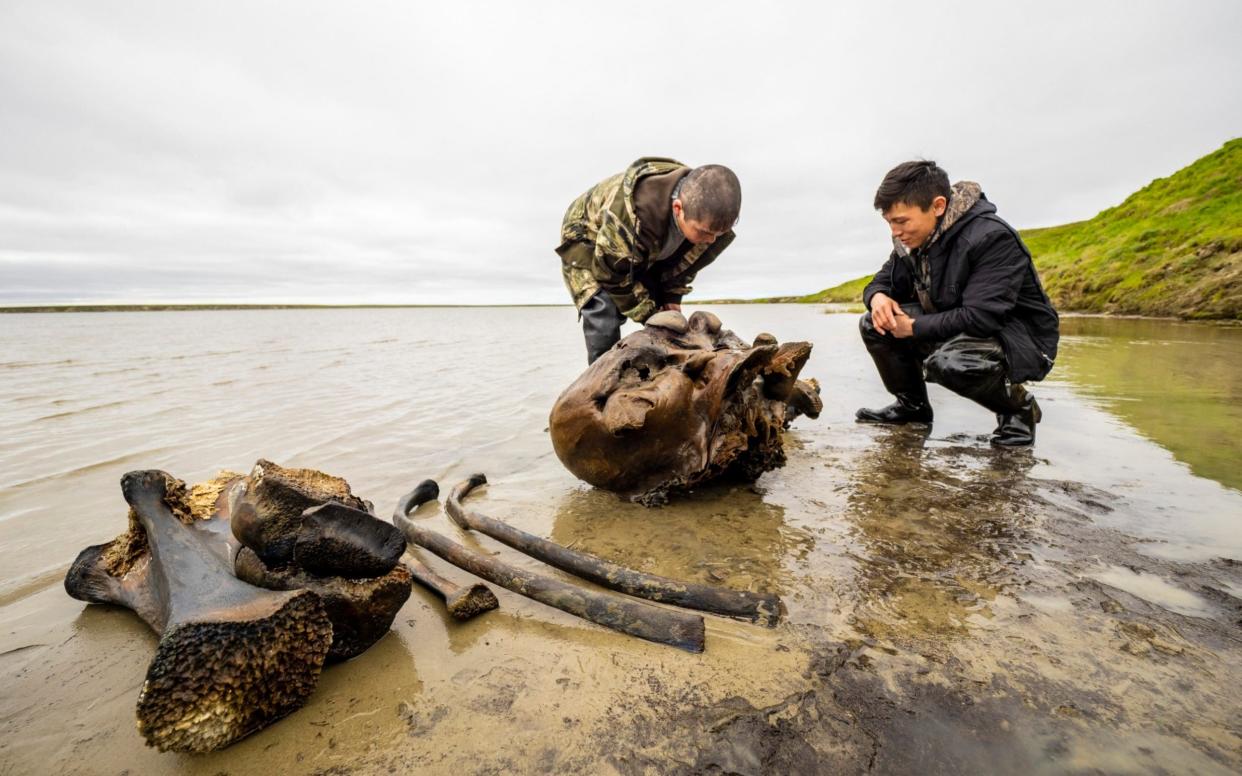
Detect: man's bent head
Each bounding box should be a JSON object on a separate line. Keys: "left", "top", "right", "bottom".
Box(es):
{"left": 875, "top": 160, "right": 950, "bottom": 250}
{"left": 673, "top": 164, "right": 741, "bottom": 245}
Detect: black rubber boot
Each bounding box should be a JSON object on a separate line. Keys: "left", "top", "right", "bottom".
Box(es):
{"left": 857, "top": 312, "right": 934, "bottom": 425}
{"left": 943, "top": 366, "right": 1041, "bottom": 446}
{"left": 922, "top": 334, "right": 1045, "bottom": 445}
{"left": 855, "top": 394, "right": 934, "bottom": 424}
{"left": 990, "top": 388, "right": 1042, "bottom": 447}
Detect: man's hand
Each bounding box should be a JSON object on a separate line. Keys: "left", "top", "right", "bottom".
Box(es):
{"left": 660, "top": 302, "right": 682, "bottom": 312}
{"left": 869, "top": 293, "right": 903, "bottom": 334}
{"left": 891, "top": 310, "right": 915, "bottom": 338}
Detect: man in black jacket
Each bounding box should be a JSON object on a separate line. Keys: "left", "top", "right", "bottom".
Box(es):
{"left": 856, "top": 160, "right": 1060, "bottom": 446}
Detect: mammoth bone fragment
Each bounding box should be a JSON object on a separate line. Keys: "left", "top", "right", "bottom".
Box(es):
{"left": 446, "top": 474, "right": 782, "bottom": 626}
{"left": 393, "top": 486, "right": 499, "bottom": 620}
{"left": 64, "top": 470, "right": 333, "bottom": 753}
{"left": 549, "top": 310, "right": 822, "bottom": 505}
{"left": 400, "top": 553, "right": 500, "bottom": 620}
{"left": 392, "top": 480, "right": 706, "bottom": 652}
{"left": 228, "top": 459, "right": 413, "bottom": 661}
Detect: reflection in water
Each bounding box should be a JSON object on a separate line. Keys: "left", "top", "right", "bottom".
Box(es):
{"left": 1055, "top": 317, "right": 1242, "bottom": 492}
{"left": 549, "top": 484, "right": 812, "bottom": 598}
{"left": 1089, "top": 565, "right": 1214, "bottom": 618}
{"left": 845, "top": 425, "right": 1037, "bottom": 644}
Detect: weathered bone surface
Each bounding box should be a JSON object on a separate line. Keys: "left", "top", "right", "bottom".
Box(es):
{"left": 446, "top": 474, "right": 783, "bottom": 625}
{"left": 393, "top": 480, "right": 707, "bottom": 652}
{"left": 229, "top": 464, "right": 412, "bottom": 659}
{"left": 549, "top": 311, "right": 821, "bottom": 504}
{"left": 402, "top": 553, "right": 500, "bottom": 620}
{"left": 233, "top": 545, "right": 412, "bottom": 661}
{"left": 64, "top": 470, "right": 334, "bottom": 753}
{"left": 393, "top": 483, "right": 500, "bottom": 620}
{"left": 230, "top": 458, "right": 373, "bottom": 567}
{"left": 65, "top": 461, "right": 419, "bottom": 751}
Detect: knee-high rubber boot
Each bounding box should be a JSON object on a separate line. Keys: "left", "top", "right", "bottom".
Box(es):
{"left": 988, "top": 384, "right": 1042, "bottom": 447}
{"left": 924, "top": 336, "right": 1040, "bottom": 446}
{"left": 855, "top": 313, "right": 933, "bottom": 424}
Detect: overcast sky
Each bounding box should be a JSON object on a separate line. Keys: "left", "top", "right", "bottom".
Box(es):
{"left": 1, "top": 1, "right": 1239, "bottom": 306}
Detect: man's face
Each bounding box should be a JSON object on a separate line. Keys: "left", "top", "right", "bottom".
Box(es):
{"left": 882, "top": 196, "right": 947, "bottom": 249}
{"left": 672, "top": 200, "right": 729, "bottom": 245}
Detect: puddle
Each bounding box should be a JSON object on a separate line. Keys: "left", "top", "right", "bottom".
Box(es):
{"left": 1090, "top": 565, "right": 1215, "bottom": 618}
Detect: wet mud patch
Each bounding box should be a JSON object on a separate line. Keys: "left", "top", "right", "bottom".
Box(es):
{"left": 744, "top": 431, "right": 1242, "bottom": 774}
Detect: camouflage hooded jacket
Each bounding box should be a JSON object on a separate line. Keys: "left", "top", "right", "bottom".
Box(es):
{"left": 557, "top": 157, "right": 736, "bottom": 323}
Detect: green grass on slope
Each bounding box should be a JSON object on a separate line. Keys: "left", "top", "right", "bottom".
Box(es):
{"left": 1027, "top": 138, "right": 1241, "bottom": 319}
{"left": 781, "top": 139, "right": 1241, "bottom": 319}
{"left": 712, "top": 274, "right": 875, "bottom": 304}
{"left": 790, "top": 274, "right": 875, "bottom": 304}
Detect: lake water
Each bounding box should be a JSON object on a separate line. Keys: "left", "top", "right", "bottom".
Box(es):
{"left": 1, "top": 306, "right": 1240, "bottom": 774}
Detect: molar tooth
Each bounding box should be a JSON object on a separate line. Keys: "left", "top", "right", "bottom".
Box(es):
{"left": 646, "top": 310, "right": 688, "bottom": 333}
{"left": 689, "top": 311, "right": 722, "bottom": 334}
{"left": 753, "top": 332, "right": 778, "bottom": 347}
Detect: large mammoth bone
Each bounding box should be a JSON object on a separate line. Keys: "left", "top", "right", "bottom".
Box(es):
{"left": 446, "top": 474, "right": 782, "bottom": 625}
{"left": 393, "top": 480, "right": 707, "bottom": 652}
{"left": 228, "top": 460, "right": 413, "bottom": 661}
{"left": 549, "top": 311, "right": 822, "bottom": 504}
{"left": 64, "top": 461, "right": 419, "bottom": 752}
{"left": 64, "top": 470, "right": 334, "bottom": 753}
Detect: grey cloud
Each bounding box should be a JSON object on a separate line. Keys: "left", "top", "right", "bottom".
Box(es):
{"left": 1, "top": 0, "right": 1240, "bottom": 305}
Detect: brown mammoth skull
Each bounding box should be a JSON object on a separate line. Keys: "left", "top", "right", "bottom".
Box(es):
{"left": 549, "top": 310, "right": 821, "bottom": 504}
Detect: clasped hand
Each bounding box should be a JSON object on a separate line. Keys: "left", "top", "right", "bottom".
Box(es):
{"left": 869, "top": 293, "right": 914, "bottom": 338}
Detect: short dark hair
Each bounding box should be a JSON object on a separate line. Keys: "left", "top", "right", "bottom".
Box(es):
{"left": 679, "top": 164, "right": 741, "bottom": 232}
{"left": 873, "top": 160, "right": 950, "bottom": 212}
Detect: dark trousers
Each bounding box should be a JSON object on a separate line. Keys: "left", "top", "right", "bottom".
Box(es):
{"left": 859, "top": 311, "right": 1025, "bottom": 415}
{"left": 581, "top": 289, "right": 626, "bottom": 364}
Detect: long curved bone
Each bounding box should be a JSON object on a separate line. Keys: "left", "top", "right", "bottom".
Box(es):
{"left": 64, "top": 470, "right": 333, "bottom": 753}
{"left": 392, "top": 480, "right": 706, "bottom": 652}
{"left": 446, "top": 474, "right": 782, "bottom": 626}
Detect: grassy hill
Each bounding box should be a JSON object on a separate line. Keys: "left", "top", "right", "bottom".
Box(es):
{"left": 763, "top": 139, "right": 1242, "bottom": 319}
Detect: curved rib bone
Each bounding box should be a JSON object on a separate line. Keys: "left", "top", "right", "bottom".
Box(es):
{"left": 65, "top": 470, "right": 333, "bottom": 753}
{"left": 445, "top": 474, "right": 782, "bottom": 626}
{"left": 392, "top": 481, "right": 706, "bottom": 652}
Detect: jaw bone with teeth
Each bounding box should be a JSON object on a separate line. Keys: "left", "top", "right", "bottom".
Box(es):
{"left": 549, "top": 310, "right": 821, "bottom": 505}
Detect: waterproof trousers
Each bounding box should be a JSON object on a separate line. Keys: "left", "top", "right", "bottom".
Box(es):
{"left": 858, "top": 311, "right": 1034, "bottom": 417}
{"left": 581, "top": 289, "right": 626, "bottom": 364}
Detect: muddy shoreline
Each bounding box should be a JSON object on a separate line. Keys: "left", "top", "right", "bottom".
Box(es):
{"left": 1, "top": 306, "right": 1240, "bottom": 774}
{"left": 6, "top": 454, "right": 1238, "bottom": 775}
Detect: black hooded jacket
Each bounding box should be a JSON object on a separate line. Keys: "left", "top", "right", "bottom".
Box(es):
{"left": 863, "top": 197, "right": 1060, "bottom": 383}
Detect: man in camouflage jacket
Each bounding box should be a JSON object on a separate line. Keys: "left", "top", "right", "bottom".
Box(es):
{"left": 556, "top": 157, "right": 741, "bottom": 363}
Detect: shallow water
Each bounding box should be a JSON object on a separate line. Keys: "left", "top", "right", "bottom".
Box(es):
{"left": 1, "top": 306, "right": 1239, "bottom": 774}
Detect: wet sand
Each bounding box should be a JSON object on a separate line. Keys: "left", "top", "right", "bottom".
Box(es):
{"left": 1, "top": 306, "right": 1239, "bottom": 774}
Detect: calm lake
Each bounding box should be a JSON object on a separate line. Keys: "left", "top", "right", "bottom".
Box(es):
{"left": 1, "top": 305, "right": 1239, "bottom": 774}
